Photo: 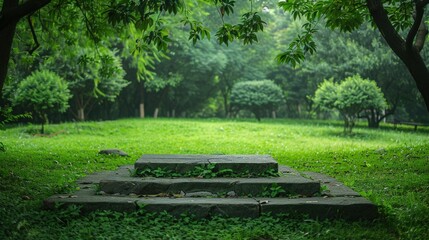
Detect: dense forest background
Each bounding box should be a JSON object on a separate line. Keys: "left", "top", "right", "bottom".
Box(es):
{"left": 4, "top": 0, "right": 429, "bottom": 124}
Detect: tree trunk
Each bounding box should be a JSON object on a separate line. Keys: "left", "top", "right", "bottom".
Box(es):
{"left": 0, "top": 0, "right": 52, "bottom": 98}
{"left": 139, "top": 81, "right": 145, "bottom": 118}
{"left": 139, "top": 103, "right": 145, "bottom": 118}
{"left": 153, "top": 108, "right": 159, "bottom": 118}
{"left": 77, "top": 108, "right": 85, "bottom": 121}
{"left": 367, "top": 0, "right": 429, "bottom": 112}
{"left": 253, "top": 110, "right": 261, "bottom": 122}
{"left": 40, "top": 113, "right": 48, "bottom": 134}
{"left": 401, "top": 53, "right": 429, "bottom": 113}
{"left": 367, "top": 109, "right": 378, "bottom": 128}
{"left": 0, "top": 1, "right": 19, "bottom": 100}
{"left": 222, "top": 92, "right": 228, "bottom": 117}
{"left": 343, "top": 114, "right": 356, "bottom": 134}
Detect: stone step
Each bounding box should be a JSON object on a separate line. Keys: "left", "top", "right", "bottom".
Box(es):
{"left": 45, "top": 164, "right": 378, "bottom": 220}
{"left": 134, "top": 154, "right": 278, "bottom": 176}
{"left": 98, "top": 175, "right": 320, "bottom": 197}
{"left": 44, "top": 190, "right": 378, "bottom": 220}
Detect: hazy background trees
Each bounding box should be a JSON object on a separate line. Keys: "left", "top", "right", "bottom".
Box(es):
{"left": 3, "top": 0, "right": 429, "bottom": 128}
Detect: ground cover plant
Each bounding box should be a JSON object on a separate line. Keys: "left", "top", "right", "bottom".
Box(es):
{"left": 0, "top": 118, "right": 428, "bottom": 239}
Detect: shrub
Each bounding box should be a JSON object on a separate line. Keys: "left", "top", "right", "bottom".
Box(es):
{"left": 13, "top": 70, "right": 71, "bottom": 133}
{"left": 231, "top": 80, "right": 284, "bottom": 121}
{"left": 314, "top": 75, "right": 387, "bottom": 133}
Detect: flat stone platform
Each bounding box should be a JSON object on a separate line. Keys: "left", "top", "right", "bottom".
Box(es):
{"left": 135, "top": 154, "right": 278, "bottom": 175}
{"left": 43, "top": 155, "right": 378, "bottom": 220}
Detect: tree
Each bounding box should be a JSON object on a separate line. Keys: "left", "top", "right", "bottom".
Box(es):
{"left": 0, "top": 0, "right": 51, "bottom": 100}
{"left": 145, "top": 73, "right": 182, "bottom": 118}
{"left": 271, "top": 23, "right": 422, "bottom": 121}
{"left": 0, "top": 0, "right": 265, "bottom": 101}
{"left": 278, "top": 1, "right": 429, "bottom": 113}
{"left": 12, "top": 70, "right": 71, "bottom": 133}
{"left": 231, "top": 80, "right": 284, "bottom": 121}
{"left": 43, "top": 47, "right": 128, "bottom": 121}
{"left": 314, "top": 75, "right": 388, "bottom": 133}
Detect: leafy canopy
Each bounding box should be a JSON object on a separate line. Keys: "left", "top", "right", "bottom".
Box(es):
{"left": 276, "top": 0, "right": 419, "bottom": 66}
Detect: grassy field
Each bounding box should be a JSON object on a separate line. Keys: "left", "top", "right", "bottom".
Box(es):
{"left": 0, "top": 118, "right": 428, "bottom": 239}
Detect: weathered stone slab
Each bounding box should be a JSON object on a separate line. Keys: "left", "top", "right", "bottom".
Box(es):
{"left": 44, "top": 189, "right": 259, "bottom": 218}
{"left": 135, "top": 154, "right": 278, "bottom": 175}
{"left": 302, "top": 172, "right": 361, "bottom": 197}
{"left": 234, "top": 177, "right": 319, "bottom": 197}
{"left": 98, "top": 149, "right": 129, "bottom": 157}
{"left": 137, "top": 198, "right": 259, "bottom": 218}
{"left": 76, "top": 165, "right": 133, "bottom": 185}
{"left": 43, "top": 192, "right": 137, "bottom": 213}
{"left": 278, "top": 166, "right": 301, "bottom": 176}
{"left": 99, "top": 174, "right": 320, "bottom": 197}
{"left": 259, "top": 197, "right": 378, "bottom": 220}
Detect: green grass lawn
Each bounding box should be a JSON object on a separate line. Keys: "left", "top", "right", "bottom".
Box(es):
{"left": 1, "top": 118, "right": 428, "bottom": 239}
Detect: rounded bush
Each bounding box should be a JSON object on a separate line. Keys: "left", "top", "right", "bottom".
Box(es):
{"left": 13, "top": 70, "right": 71, "bottom": 133}
{"left": 231, "top": 80, "right": 284, "bottom": 121}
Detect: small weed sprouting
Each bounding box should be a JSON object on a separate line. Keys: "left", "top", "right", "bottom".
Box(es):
{"left": 187, "top": 163, "right": 217, "bottom": 178}
{"left": 136, "top": 167, "right": 174, "bottom": 177}
{"left": 128, "top": 168, "right": 138, "bottom": 177}
{"left": 153, "top": 167, "right": 171, "bottom": 178}
{"left": 260, "top": 168, "right": 280, "bottom": 177}
{"left": 217, "top": 168, "right": 234, "bottom": 177}
{"left": 94, "top": 183, "right": 101, "bottom": 193}
{"left": 262, "top": 183, "right": 286, "bottom": 198}
{"left": 321, "top": 185, "right": 329, "bottom": 193}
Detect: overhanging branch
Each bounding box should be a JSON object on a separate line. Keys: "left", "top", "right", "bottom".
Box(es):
{"left": 0, "top": 0, "right": 51, "bottom": 30}
{"left": 366, "top": 0, "right": 407, "bottom": 59}
{"left": 406, "top": 1, "right": 426, "bottom": 51}
{"left": 27, "top": 14, "right": 39, "bottom": 55}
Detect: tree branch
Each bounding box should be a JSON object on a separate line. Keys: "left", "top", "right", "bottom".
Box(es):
{"left": 74, "top": 0, "right": 99, "bottom": 42}
{"left": 0, "top": 0, "right": 51, "bottom": 30}
{"left": 406, "top": 1, "right": 427, "bottom": 51}
{"left": 366, "top": 0, "right": 407, "bottom": 59}
{"left": 27, "top": 14, "right": 40, "bottom": 55}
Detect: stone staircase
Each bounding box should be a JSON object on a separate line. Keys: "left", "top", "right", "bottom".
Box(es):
{"left": 44, "top": 155, "right": 378, "bottom": 220}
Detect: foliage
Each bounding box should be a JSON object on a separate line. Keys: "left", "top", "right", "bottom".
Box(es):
{"left": 0, "top": 105, "right": 31, "bottom": 151}
{"left": 262, "top": 183, "right": 287, "bottom": 198}
{"left": 44, "top": 46, "right": 129, "bottom": 121}
{"left": 136, "top": 164, "right": 279, "bottom": 179}
{"left": 0, "top": 105, "right": 30, "bottom": 130}
{"left": 12, "top": 70, "right": 70, "bottom": 133}
{"left": 145, "top": 72, "right": 183, "bottom": 116}
{"left": 277, "top": 0, "right": 429, "bottom": 113}
{"left": 276, "top": 0, "right": 416, "bottom": 66}
{"left": 1, "top": 118, "right": 429, "bottom": 239}
{"left": 231, "top": 80, "right": 284, "bottom": 121}
{"left": 314, "top": 75, "right": 388, "bottom": 133}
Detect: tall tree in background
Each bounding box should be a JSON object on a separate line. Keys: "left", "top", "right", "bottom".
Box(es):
{"left": 279, "top": 1, "right": 429, "bottom": 112}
